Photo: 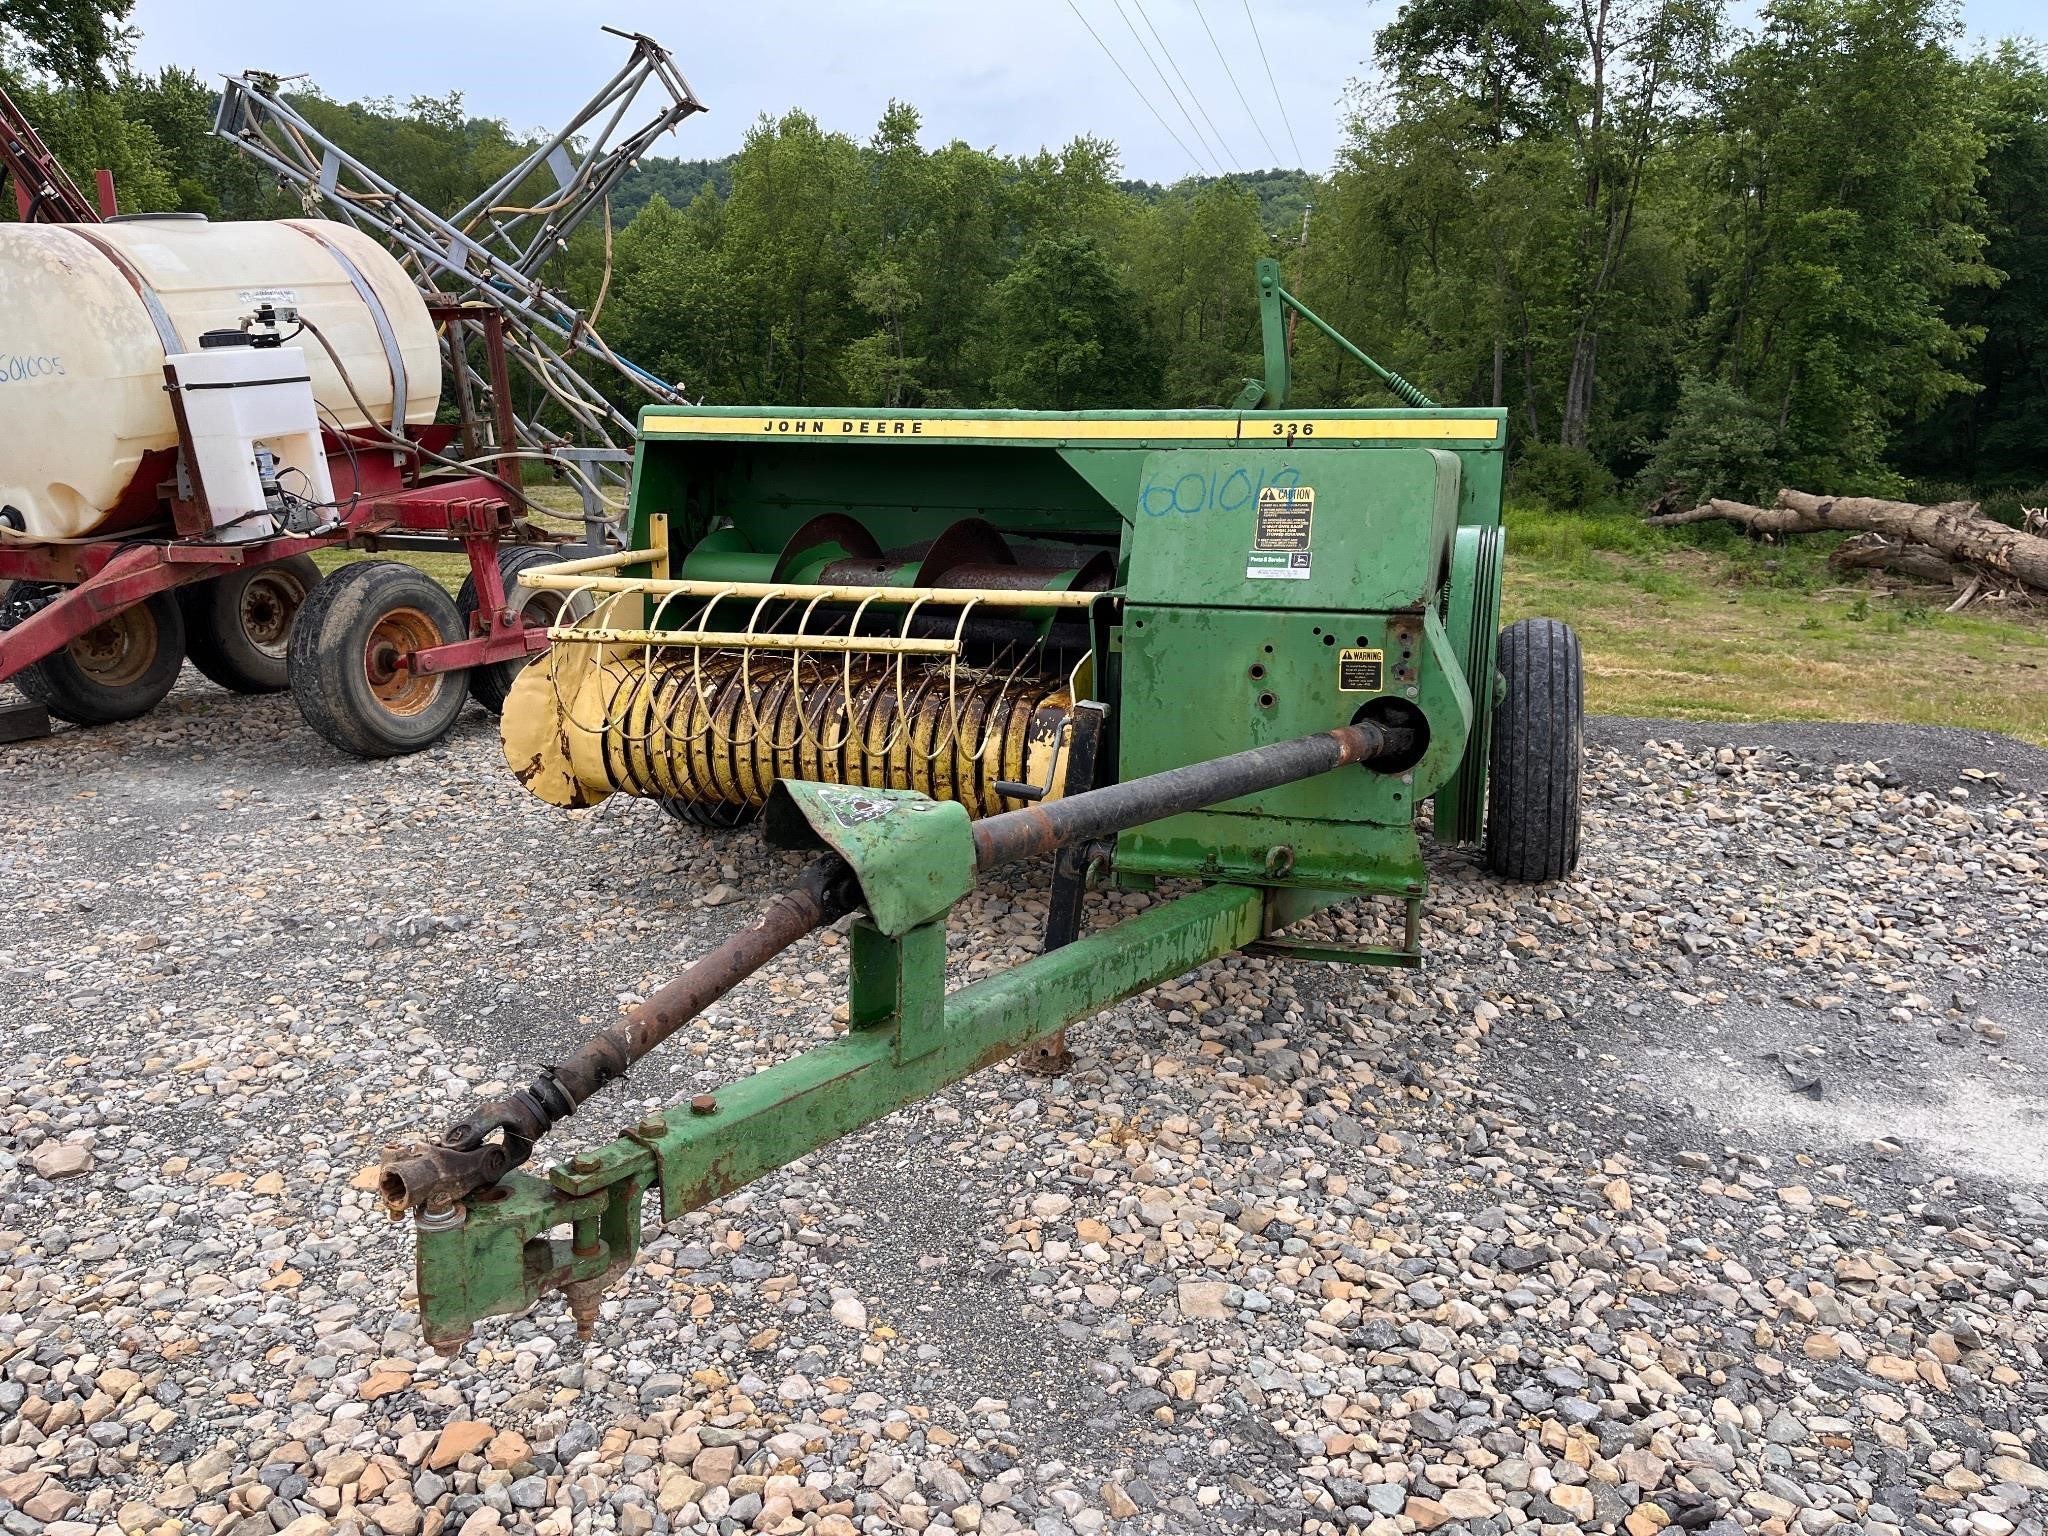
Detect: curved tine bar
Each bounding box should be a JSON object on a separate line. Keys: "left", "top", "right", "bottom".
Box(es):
{"left": 970, "top": 636, "right": 1044, "bottom": 765}
{"left": 731, "top": 590, "right": 784, "bottom": 747}
{"left": 543, "top": 578, "right": 610, "bottom": 640}
{"left": 901, "top": 652, "right": 957, "bottom": 780}
{"left": 764, "top": 594, "right": 836, "bottom": 755}
{"left": 887, "top": 596, "right": 936, "bottom": 758}
{"left": 955, "top": 636, "right": 1011, "bottom": 768}
{"left": 625, "top": 589, "right": 700, "bottom": 749}
{"left": 690, "top": 588, "right": 745, "bottom": 747}
{"left": 925, "top": 598, "right": 982, "bottom": 764}
{"left": 592, "top": 659, "right": 641, "bottom": 773}
{"left": 970, "top": 622, "right": 1048, "bottom": 774}
{"left": 817, "top": 591, "right": 885, "bottom": 756}
{"left": 612, "top": 588, "right": 691, "bottom": 747}
{"left": 547, "top": 590, "right": 633, "bottom": 736}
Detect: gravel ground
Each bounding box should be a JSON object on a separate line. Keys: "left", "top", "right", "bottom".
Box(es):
{"left": 2, "top": 677, "right": 2046, "bottom": 1536}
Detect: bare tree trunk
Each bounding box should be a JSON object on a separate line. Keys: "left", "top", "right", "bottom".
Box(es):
{"left": 1518, "top": 310, "right": 1542, "bottom": 440}
{"left": 1561, "top": 328, "right": 1597, "bottom": 448}
{"left": 1650, "top": 489, "right": 2048, "bottom": 594}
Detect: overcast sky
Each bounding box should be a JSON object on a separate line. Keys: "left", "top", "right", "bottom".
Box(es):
{"left": 132, "top": 0, "right": 2044, "bottom": 184}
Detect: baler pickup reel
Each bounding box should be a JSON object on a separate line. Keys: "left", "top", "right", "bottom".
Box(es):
{"left": 500, "top": 513, "right": 1114, "bottom": 821}
{"left": 380, "top": 262, "right": 1585, "bottom": 1351}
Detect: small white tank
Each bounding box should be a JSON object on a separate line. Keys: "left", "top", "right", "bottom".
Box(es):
{"left": 0, "top": 216, "right": 442, "bottom": 539}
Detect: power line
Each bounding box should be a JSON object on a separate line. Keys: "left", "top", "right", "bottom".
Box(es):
{"left": 1240, "top": 0, "right": 1306, "bottom": 168}
{"left": 1188, "top": 0, "right": 1283, "bottom": 167}
{"left": 1131, "top": 0, "right": 1244, "bottom": 174}
{"left": 1109, "top": 0, "right": 1225, "bottom": 176}
{"left": 1063, "top": 0, "right": 1209, "bottom": 178}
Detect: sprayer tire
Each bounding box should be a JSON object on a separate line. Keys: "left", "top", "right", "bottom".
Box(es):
{"left": 9, "top": 583, "right": 187, "bottom": 727}
{"left": 1484, "top": 617, "right": 1583, "bottom": 882}
{"left": 289, "top": 560, "right": 466, "bottom": 758}
{"left": 180, "top": 554, "right": 323, "bottom": 694}
{"left": 456, "top": 545, "right": 577, "bottom": 715}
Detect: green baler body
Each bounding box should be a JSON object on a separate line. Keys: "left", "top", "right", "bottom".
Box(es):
{"left": 627, "top": 406, "right": 1509, "bottom": 903}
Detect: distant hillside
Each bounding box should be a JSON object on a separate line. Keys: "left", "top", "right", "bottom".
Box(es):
{"left": 615, "top": 154, "right": 1316, "bottom": 238}
{"left": 613, "top": 156, "right": 734, "bottom": 222}
{"left": 1119, "top": 167, "right": 1318, "bottom": 238}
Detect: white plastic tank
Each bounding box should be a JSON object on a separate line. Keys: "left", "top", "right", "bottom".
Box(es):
{"left": 0, "top": 216, "right": 442, "bottom": 539}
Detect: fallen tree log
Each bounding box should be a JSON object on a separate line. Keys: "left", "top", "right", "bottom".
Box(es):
{"left": 1648, "top": 489, "right": 2048, "bottom": 595}
{"left": 1826, "top": 532, "right": 1966, "bottom": 585}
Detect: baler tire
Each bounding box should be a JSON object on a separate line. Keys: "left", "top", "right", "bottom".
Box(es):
{"left": 658, "top": 797, "right": 761, "bottom": 830}
{"left": 179, "top": 554, "right": 323, "bottom": 694}
{"left": 456, "top": 545, "right": 574, "bottom": 715}
{"left": 12, "top": 585, "right": 186, "bottom": 727}
{"left": 1484, "top": 617, "right": 1583, "bottom": 882}
{"left": 288, "top": 560, "right": 467, "bottom": 758}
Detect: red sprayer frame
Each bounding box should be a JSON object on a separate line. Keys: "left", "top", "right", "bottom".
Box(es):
{"left": 0, "top": 306, "right": 560, "bottom": 691}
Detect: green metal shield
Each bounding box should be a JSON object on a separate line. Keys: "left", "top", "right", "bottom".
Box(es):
{"left": 763, "top": 781, "right": 976, "bottom": 937}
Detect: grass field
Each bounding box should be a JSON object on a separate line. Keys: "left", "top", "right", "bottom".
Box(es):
{"left": 1502, "top": 506, "right": 2048, "bottom": 746}
{"left": 307, "top": 486, "right": 589, "bottom": 589}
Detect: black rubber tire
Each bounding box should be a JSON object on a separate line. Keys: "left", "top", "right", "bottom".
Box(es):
{"left": 658, "top": 797, "right": 761, "bottom": 830}
{"left": 1484, "top": 617, "right": 1583, "bottom": 882}
{"left": 179, "top": 554, "right": 323, "bottom": 694}
{"left": 11, "top": 584, "right": 186, "bottom": 726}
{"left": 456, "top": 546, "right": 575, "bottom": 715}
{"left": 287, "top": 560, "right": 467, "bottom": 758}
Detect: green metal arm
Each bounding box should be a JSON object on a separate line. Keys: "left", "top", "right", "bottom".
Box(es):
{"left": 412, "top": 883, "right": 1264, "bottom": 1351}
{"left": 1249, "top": 257, "right": 1438, "bottom": 411}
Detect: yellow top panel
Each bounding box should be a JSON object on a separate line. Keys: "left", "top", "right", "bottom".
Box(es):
{"left": 641, "top": 412, "right": 1500, "bottom": 443}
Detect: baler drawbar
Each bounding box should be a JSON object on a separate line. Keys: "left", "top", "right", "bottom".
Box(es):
{"left": 383, "top": 719, "right": 1413, "bottom": 1219}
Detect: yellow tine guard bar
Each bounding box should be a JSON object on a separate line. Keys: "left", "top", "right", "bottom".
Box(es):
{"left": 518, "top": 561, "right": 1108, "bottom": 612}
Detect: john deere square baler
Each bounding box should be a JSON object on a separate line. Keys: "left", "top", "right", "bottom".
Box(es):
{"left": 380, "top": 262, "right": 1584, "bottom": 1351}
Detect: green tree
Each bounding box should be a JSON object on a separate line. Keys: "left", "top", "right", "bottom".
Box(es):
{"left": 1896, "top": 44, "right": 2048, "bottom": 486}
{"left": 290, "top": 91, "right": 539, "bottom": 219}
{"left": 1129, "top": 178, "right": 1272, "bottom": 405}
{"left": 990, "top": 233, "right": 1160, "bottom": 409}
{"left": 115, "top": 66, "right": 282, "bottom": 216}
{"left": 841, "top": 102, "right": 931, "bottom": 406}
{"left": 1361, "top": 0, "right": 1716, "bottom": 450}
{"left": 1, "top": 0, "right": 134, "bottom": 88}
{"left": 1675, "top": 0, "right": 1992, "bottom": 488}
{"left": 2, "top": 76, "right": 175, "bottom": 215}
{"left": 714, "top": 111, "right": 864, "bottom": 402}
{"left": 607, "top": 190, "right": 735, "bottom": 399}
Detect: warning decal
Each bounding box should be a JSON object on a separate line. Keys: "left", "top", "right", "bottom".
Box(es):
{"left": 1247, "top": 484, "right": 1314, "bottom": 580}
{"left": 1338, "top": 648, "right": 1386, "bottom": 693}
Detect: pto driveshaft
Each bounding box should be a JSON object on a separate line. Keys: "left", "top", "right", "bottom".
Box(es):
{"left": 381, "top": 720, "right": 1412, "bottom": 1213}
